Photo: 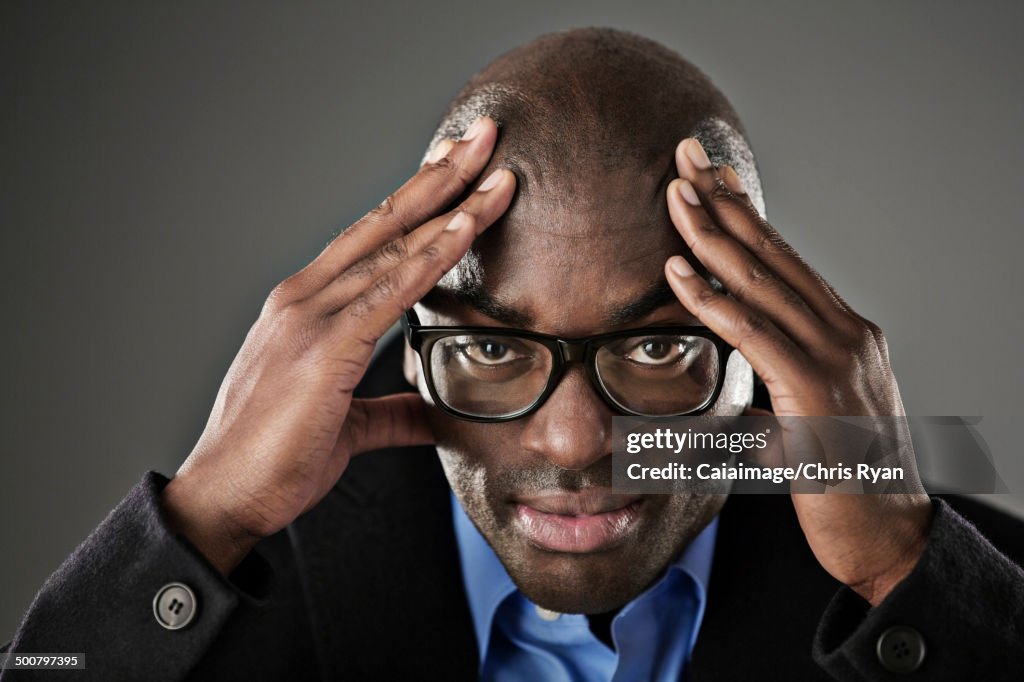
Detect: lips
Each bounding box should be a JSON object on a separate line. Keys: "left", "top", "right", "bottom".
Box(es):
{"left": 511, "top": 490, "right": 644, "bottom": 553}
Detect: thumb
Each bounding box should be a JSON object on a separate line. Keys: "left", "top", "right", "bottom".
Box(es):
{"left": 343, "top": 393, "right": 435, "bottom": 456}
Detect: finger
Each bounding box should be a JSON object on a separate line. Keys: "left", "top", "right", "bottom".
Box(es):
{"left": 303, "top": 393, "right": 434, "bottom": 510}
{"left": 423, "top": 139, "right": 455, "bottom": 166}
{"left": 675, "top": 139, "right": 857, "bottom": 327}
{"left": 278, "top": 117, "right": 500, "bottom": 303}
{"left": 343, "top": 394, "right": 435, "bottom": 456}
{"left": 664, "top": 255, "right": 807, "bottom": 389}
{"left": 666, "top": 177, "right": 832, "bottom": 351}
{"left": 719, "top": 163, "right": 860, "bottom": 318}
{"left": 310, "top": 167, "right": 515, "bottom": 314}
{"left": 330, "top": 169, "right": 515, "bottom": 351}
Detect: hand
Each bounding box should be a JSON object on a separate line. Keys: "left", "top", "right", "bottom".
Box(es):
{"left": 663, "top": 138, "right": 932, "bottom": 606}
{"left": 161, "top": 118, "right": 516, "bottom": 575}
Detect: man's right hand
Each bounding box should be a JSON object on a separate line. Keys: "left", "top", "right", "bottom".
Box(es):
{"left": 160, "top": 118, "right": 514, "bottom": 575}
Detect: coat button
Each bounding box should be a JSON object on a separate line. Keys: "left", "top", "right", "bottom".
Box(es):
{"left": 153, "top": 582, "right": 198, "bottom": 630}
{"left": 876, "top": 625, "right": 926, "bottom": 673}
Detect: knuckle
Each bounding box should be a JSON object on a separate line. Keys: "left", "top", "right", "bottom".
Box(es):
{"left": 860, "top": 316, "right": 884, "bottom": 339}
{"left": 692, "top": 285, "right": 720, "bottom": 311}
{"left": 430, "top": 154, "right": 456, "bottom": 174}
{"left": 696, "top": 215, "right": 720, "bottom": 234}
{"left": 735, "top": 310, "right": 769, "bottom": 337}
{"left": 834, "top": 323, "right": 876, "bottom": 357}
{"left": 708, "top": 178, "right": 734, "bottom": 203}
{"left": 873, "top": 328, "right": 889, "bottom": 355}
{"left": 264, "top": 277, "right": 302, "bottom": 313}
{"left": 755, "top": 231, "right": 778, "bottom": 254}
{"left": 778, "top": 282, "right": 806, "bottom": 311}
{"left": 748, "top": 261, "right": 773, "bottom": 284}
{"left": 745, "top": 261, "right": 776, "bottom": 293}
{"left": 380, "top": 237, "right": 409, "bottom": 264}
{"left": 371, "top": 272, "right": 400, "bottom": 302}
{"left": 371, "top": 194, "right": 397, "bottom": 220}
{"left": 434, "top": 150, "right": 477, "bottom": 186}
{"left": 275, "top": 301, "right": 308, "bottom": 329}
{"left": 370, "top": 270, "right": 413, "bottom": 312}
{"left": 427, "top": 153, "right": 476, "bottom": 187}
{"left": 420, "top": 243, "right": 443, "bottom": 262}
{"left": 755, "top": 226, "right": 791, "bottom": 256}
{"left": 453, "top": 158, "right": 480, "bottom": 187}
{"left": 728, "top": 261, "right": 774, "bottom": 303}
{"left": 855, "top": 322, "right": 880, "bottom": 350}
{"left": 262, "top": 289, "right": 287, "bottom": 316}
{"left": 339, "top": 254, "right": 376, "bottom": 282}
{"left": 263, "top": 301, "right": 323, "bottom": 356}
{"left": 345, "top": 295, "right": 373, "bottom": 320}
{"left": 443, "top": 206, "right": 479, "bottom": 232}
{"left": 367, "top": 194, "right": 415, "bottom": 235}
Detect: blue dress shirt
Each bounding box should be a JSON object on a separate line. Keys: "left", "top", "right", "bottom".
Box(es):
{"left": 451, "top": 493, "right": 718, "bottom": 681}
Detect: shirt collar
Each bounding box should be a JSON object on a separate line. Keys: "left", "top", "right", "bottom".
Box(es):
{"left": 451, "top": 490, "right": 719, "bottom": 665}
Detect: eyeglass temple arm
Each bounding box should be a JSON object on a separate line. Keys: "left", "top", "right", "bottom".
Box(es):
{"left": 402, "top": 307, "right": 422, "bottom": 328}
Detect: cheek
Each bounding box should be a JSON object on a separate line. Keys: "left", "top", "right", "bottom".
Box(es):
{"left": 426, "top": 410, "right": 520, "bottom": 519}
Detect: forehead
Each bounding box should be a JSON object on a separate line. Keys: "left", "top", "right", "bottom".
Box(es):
{"left": 435, "top": 167, "right": 694, "bottom": 336}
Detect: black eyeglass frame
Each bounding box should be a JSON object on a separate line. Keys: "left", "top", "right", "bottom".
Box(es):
{"left": 402, "top": 308, "right": 736, "bottom": 423}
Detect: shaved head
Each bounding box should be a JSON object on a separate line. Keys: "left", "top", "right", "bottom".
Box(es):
{"left": 426, "top": 27, "right": 765, "bottom": 216}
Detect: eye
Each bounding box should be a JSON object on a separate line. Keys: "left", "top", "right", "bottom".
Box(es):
{"left": 456, "top": 338, "right": 524, "bottom": 366}
{"left": 623, "top": 337, "right": 692, "bottom": 366}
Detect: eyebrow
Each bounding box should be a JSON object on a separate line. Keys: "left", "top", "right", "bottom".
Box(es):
{"left": 422, "top": 286, "right": 532, "bottom": 327}
{"left": 423, "top": 277, "right": 716, "bottom": 329}
{"left": 606, "top": 281, "right": 681, "bottom": 325}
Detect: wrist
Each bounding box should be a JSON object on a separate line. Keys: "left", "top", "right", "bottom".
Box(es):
{"left": 160, "top": 474, "right": 259, "bottom": 577}
{"left": 850, "top": 499, "right": 933, "bottom": 607}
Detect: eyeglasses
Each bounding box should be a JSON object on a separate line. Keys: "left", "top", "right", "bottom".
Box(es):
{"left": 402, "top": 308, "right": 735, "bottom": 423}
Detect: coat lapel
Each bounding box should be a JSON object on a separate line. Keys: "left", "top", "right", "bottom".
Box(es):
{"left": 689, "top": 494, "right": 841, "bottom": 681}
{"left": 289, "top": 329, "right": 479, "bottom": 679}
{"left": 290, "top": 444, "right": 479, "bottom": 679}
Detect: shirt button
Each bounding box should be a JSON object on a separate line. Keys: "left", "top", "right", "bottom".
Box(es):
{"left": 153, "top": 582, "right": 198, "bottom": 630}
{"left": 876, "top": 625, "right": 926, "bottom": 673}
{"left": 535, "top": 605, "right": 562, "bottom": 621}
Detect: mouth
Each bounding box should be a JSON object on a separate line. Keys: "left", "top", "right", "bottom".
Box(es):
{"left": 510, "top": 489, "right": 644, "bottom": 554}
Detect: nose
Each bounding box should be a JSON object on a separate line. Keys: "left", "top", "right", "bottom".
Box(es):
{"left": 519, "top": 364, "right": 614, "bottom": 471}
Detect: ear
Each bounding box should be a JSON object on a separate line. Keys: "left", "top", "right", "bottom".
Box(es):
{"left": 402, "top": 339, "right": 420, "bottom": 388}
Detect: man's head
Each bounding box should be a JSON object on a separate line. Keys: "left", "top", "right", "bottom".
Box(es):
{"left": 404, "top": 28, "right": 761, "bottom": 614}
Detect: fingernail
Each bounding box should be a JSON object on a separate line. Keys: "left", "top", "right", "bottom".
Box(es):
{"left": 685, "top": 138, "right": 712, "bottom": 170}
{"left": 444, "top": 211, "right": 473, "bottom": 232}
{"left": 461, "top": 118, "right": 487, "bottom": 142}
{"left": 477, "top": 169, "right": 503, "bottom": 192}
{"left": 721, "top": 165, "right": 746, "bottom": 194}
{"left": 678, "top": 180, "right": 701, "bottom": 207}
{"left": 427, "top": 139, "right": 455, "bottom": 164}
{"left": 669, "top": 256, "right": 694, "bottom": 278}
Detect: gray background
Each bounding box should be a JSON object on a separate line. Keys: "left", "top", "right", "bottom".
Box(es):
{"left": 2, "top": 0, "right": 1022, "bottom": 637}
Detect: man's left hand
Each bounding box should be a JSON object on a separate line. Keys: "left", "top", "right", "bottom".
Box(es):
{"left": 663, "top": 137, "right": 933, "bottom": 607}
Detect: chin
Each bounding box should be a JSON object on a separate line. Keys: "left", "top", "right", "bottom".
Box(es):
{"left": 490, "top": 494, "right": 727, "bottom": 614}
{"left": 510, "top": 552, "right": 663, "bottom": 614}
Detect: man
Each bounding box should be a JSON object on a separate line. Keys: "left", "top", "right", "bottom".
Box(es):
{"left": 3, "top": 28, "right": 1023, "bottom": 681}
